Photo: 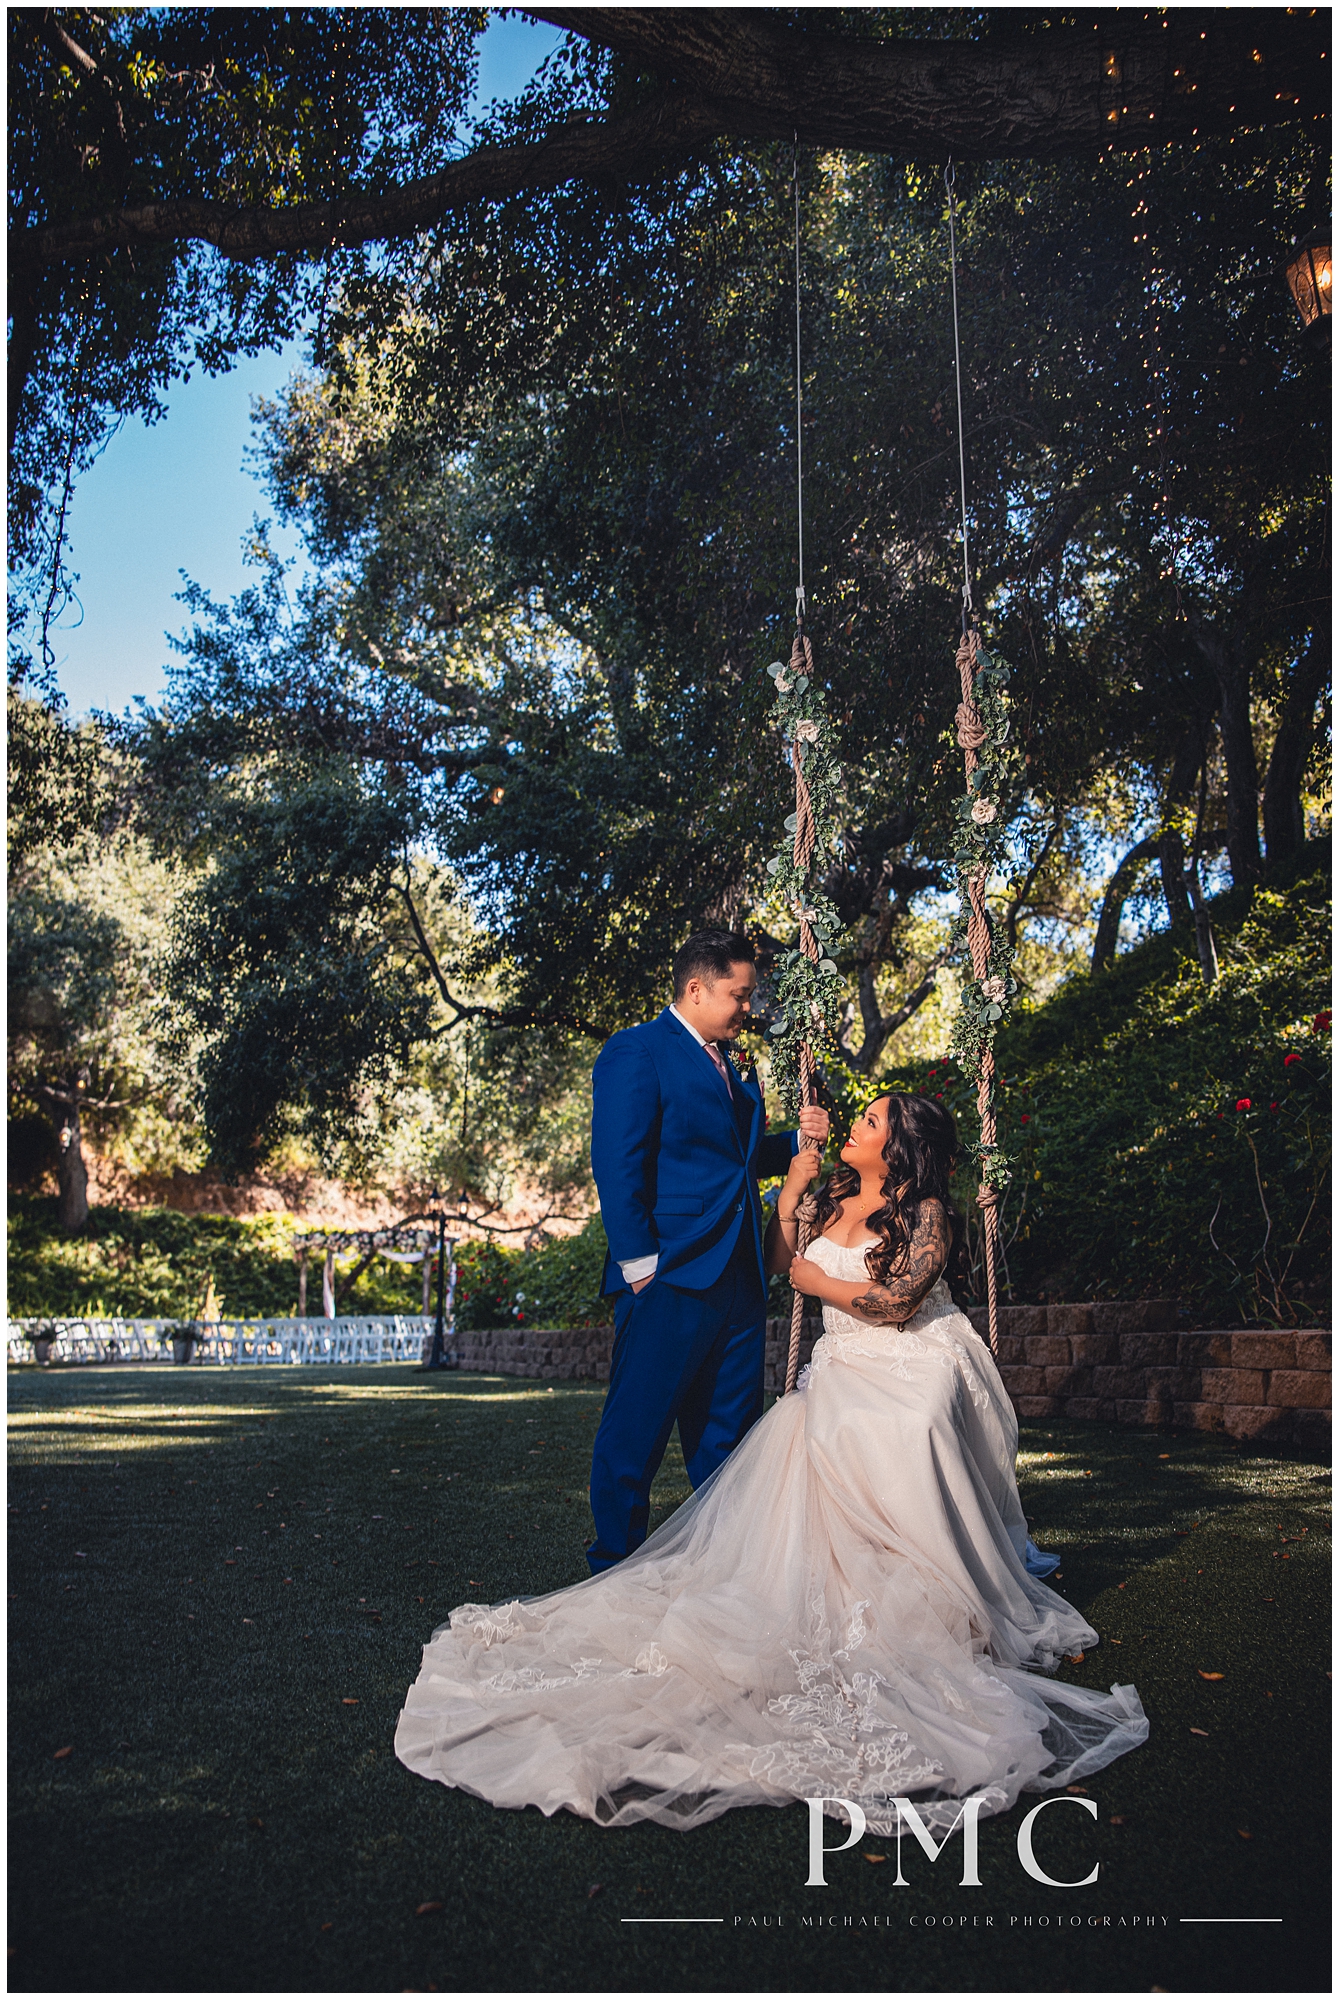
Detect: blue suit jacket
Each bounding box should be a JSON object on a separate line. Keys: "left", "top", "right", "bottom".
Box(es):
{"left": 591, "top": 1008, "right": 799, "bottom": 1297}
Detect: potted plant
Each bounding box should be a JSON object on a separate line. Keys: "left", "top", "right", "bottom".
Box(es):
{"left": 27, "top": 1318, "right": 58, "bottom": 1365}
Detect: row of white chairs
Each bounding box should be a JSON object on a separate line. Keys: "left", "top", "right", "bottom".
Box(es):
{"left": 7, "top": 1316, "right": 450, "bottom": 1367}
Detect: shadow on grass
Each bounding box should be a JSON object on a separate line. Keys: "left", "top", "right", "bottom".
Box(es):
{"left": 7, "top": 1368, "right": 1331, "bottom": 1994}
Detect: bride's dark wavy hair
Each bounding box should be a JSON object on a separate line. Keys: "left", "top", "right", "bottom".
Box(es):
{"left": 813, "top": 1093, "right": 967, "bottom": 1288}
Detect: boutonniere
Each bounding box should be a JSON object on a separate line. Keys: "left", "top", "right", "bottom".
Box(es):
{"left": 727, "top": 1044, "right": 758, "bottom": 1080}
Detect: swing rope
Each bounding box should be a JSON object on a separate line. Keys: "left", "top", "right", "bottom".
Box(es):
{"left": 783, "top": 142, "right": 822, "bottom": 1395}
{"left": 945, "top": 160, "right": 1001, "bottom": 1362}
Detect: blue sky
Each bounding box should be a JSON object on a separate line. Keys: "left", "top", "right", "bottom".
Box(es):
{"left": 49, "top": 12, "right": 564, "bottom": 719}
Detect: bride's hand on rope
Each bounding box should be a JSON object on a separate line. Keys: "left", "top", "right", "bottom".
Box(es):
{"left": 778, "top": 1145, "right": 822, "bottom": 1220}
{"left": 765, "top": 1148, "right": 823, "bottom": 1275}
{"left": 787, "top": 1254, "right": 828, "bottom": 1300}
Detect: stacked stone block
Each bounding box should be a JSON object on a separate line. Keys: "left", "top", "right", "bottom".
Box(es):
{"left": 966, "top": 1302, "right": 1331, "bottom": 1450}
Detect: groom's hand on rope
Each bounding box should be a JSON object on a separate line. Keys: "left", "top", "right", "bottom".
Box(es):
{"left": 797, "top": 1105, "right": 830, "bottom": 1147}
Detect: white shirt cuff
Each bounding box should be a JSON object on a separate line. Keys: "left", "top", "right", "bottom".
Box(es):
{"left": 619, "top": 1253, "right": 659, "bottom": 1285}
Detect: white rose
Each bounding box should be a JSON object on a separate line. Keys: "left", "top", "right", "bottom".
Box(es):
{"left": 794, "top": 720, "right": 820, "bottom": 742}
{"left": 981, "top": 977, "right": 1007, "bottom": 1003}
{"left": 775, "top": 676, "right": 794, "bottom": 693}
{"left": 970, "top": 798, "right": 998, "bottom": 824}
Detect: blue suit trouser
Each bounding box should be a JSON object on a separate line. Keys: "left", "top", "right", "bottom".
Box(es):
{"left": 586, "top": 1238, "right": 765, "bottom": 1574}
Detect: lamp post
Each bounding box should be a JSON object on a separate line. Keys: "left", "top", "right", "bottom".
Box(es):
{"left": 424, "top": 1207, "right": 457, "bottom": 1371}
{"left": 1284, "top": 228, "right": 1332, "bottom": 340}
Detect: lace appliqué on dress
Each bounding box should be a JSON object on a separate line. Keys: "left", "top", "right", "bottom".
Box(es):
{"left": 799, "top": 1264, "right": 991, "bottom": 1415}
{"left": 452, "top": 1601, "right": 525, "bottom": 1645}
{"left": 728, "top": 1589, "right": 946, "bottom": 1835}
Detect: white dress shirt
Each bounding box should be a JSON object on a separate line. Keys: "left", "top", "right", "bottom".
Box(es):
{"left": 617, "top": 1005, "right": 728, "bottom": 1286}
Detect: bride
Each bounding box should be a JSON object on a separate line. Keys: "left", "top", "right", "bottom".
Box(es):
{"left": 395, "top": 1093, "right": 1147, "bottom": 1834}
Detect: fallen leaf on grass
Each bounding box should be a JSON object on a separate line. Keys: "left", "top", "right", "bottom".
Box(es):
{"left": 1109, "top": 1815, "right": 1127, "bottom": 1826}
{"left": 586, "top": 1883, "right": 604, "bottom": 1901}
{"left": 341, "top": 1698, "right": 359, "bottom": 1706}
{"left": 224, "top": 1560, "right": 236, "bottom": 1567}
{"left": 1065, "top": 1785, "right": 1088, "bottom": 1795}
{"left": 53, "top": 1746, "right": 73, "bottom": 1760}
{"left": 863, "top": 1853, "right": 887, "bottom": 1864}
{"left": 320, "top": 1922, "right": 333, "bottom": 1932}
{"left": 249, "top": 1817, "right": 265, "bottom": 1830}
{"left": 415, "top": 1902, "right": 443, "bottom": 1918}
{"left": 242, "top": 1618, "right": 254, "bottom": 1625}
{"left": 1237, "top": 1829, "right": 1253, "bottom": 1840}
{"left": 1197, "top": 1671, "right": 1225, "bottom": 1681}
{"left": 1189, "top": 1728, "right": 1210, "bottom": 1737}
{"left": 1067, "top": 1652, "right": 1085, "bottom": 1664}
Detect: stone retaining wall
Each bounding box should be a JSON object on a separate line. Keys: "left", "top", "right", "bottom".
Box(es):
{"left": 453, "top": 1304, "right": 1331, "bottom": 1450}
{"left": 966, "top": 1302, "right": 1331, "bottom": 1451}
{"left": 451, "top": 1319, "right": 821, "bottom": 1393}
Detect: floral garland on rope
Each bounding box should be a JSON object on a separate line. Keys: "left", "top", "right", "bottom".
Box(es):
{"left": 945, "top": 627, "right": 1025, "bottom": 1356}
{"left": 760, "top": 617, "right": 851, "bottom": 1391}
{"left": 761, "top": 628, "right": 851, "bottom": 1112}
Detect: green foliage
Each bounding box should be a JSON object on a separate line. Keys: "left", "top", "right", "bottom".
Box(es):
{"left": 160, "top": 763, "right": 436, "bottom": 1177}
{"left": 945, "top": 639, "right": 1025, "bottom": 1187}
{"left": 8, "top": 823, "right": 189, "bottom": 1173}
{"left": 761, "top": 645, "right": 851, "bottom": 1114}
{"left": 878, "top": 865, "right": 1331, "bottom": 1325}
{"left": 5, "top": 1195, "right": 615, "bottom": 1331}
{"left": 6, "top": 1197, "right": 299, "bottom": 1320}
{"left": 5, "top": 689, "right": 103, "bottom": 867}
{"left": 454, "top": 1220, "right": 611, "bottom": 1333}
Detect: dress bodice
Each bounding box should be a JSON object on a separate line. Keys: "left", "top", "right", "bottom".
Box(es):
{"left": 805, "top": 1232, "right": 959, "bottom": 1336}
{"left": 799, "top": 1232, "right": 977, "bottom": 1393}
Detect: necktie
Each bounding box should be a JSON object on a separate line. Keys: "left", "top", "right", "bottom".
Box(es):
{"left": 705, "top": 1040, "right": 734, "bottom": 1096}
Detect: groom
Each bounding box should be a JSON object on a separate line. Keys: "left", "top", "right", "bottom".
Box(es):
{"left": 586, "top": 929, "right": 829, "bottom": 1573}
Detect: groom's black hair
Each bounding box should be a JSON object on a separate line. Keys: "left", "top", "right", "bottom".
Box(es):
{"left": 672, "top": 929, "right": 756, "bottom": 997}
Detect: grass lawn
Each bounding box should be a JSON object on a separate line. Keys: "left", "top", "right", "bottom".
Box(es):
{"left": 8, "top": 1364, "right": 1331, "bottom": 1994}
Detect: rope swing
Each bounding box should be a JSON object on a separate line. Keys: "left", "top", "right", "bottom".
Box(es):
{"left": 943, "top": 160, "right": 1021, "bottom": 1363}
{"left": 764, "top": 154, "right": 1019, "bottom": 1386}
{"left": 763, "top": 143, "right": 848, "bottom": 1394}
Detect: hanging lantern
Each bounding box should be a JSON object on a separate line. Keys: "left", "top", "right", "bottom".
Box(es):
{"left": 1284, "top": 229, "right": 1332, "bottom": 330}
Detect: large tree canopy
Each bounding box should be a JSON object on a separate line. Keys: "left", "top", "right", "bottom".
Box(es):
{"left": 9, "top": 7, "right": 1329, "bottom": 1190}
{"left": 126, "top": 102, "right": 1328, "bottom": 1173}
{"left": 8, "top": 9, "right": 1329, "bottom": 586}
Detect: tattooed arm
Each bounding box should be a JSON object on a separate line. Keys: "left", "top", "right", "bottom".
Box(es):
{"left": 788, "top": 1200, "right": 951, "bottom": 1324}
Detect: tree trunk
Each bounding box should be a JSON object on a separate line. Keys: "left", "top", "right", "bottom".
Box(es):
{"left": 1156, "top": 720, "right": 1209, "bottom": 930}
{"left": 1091, "top": 837, "right": 1158, "bottom": 973}
{"left": 53, "top": 1079, "right": 90, "bottom": 1233}
{"left": 839, "top": 960, "right": 940, "bottom": 1073}
{"left": 1192, "top": 622, "right": 1261, "bottom": 887}
{"left": 1263, "top": 631, "right": 1329, "bottom": 867}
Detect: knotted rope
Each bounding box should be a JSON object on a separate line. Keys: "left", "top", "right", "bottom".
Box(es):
{"left": 785, "top": 618, "right": 823, "bottom": 1394}
{"left": 955, "top": 628, "right": 1001, "bottom": 1361}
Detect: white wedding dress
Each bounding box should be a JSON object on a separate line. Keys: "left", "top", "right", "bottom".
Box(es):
{"left": 395, "top": 1239, "right": 1148, "bottom": 1833}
